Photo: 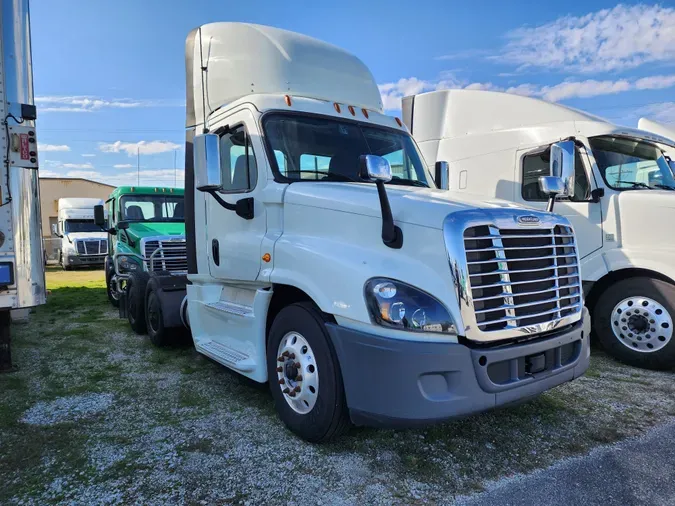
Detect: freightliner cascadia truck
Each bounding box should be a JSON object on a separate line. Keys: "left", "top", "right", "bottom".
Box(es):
{"left": 121, "top": 23, "right": 591, "bottom": 442}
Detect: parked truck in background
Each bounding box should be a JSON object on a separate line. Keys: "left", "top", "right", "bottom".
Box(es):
{"left": 403, "top": 89, "right": 675, "bottom": 370}
{"left": 95, "top": 186, "right": 186, "bottom": 342}
{"left": 179, "top": 23, "right": 590, "bottom": 442}
{"left": 51, "top": 198, "right": 108, "bottom": 270}
{"left": 0, "top": 0, "right": 46, "bottom": 371}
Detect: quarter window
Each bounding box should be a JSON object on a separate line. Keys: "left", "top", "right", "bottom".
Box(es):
{"left": 522, "top": 147, "right": 590, "bottom": 202}
{"left": 219, "top": 126, "right": 257, "bottom": 192}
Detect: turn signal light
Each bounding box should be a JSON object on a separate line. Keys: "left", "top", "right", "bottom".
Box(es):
{"left": 395, "top": 117, "right": 403, "bottom": 127}
{"left": 284, "top": 95, "right": 292, "bottom": 106}
{"left": 362, "top": 108, "right": 369, "bottom": 119}
{"left": 334, "top": 103, "right": 341, "bottom": 113}
{"left": 262, "top": 253, "right": 271, "bottom": 263}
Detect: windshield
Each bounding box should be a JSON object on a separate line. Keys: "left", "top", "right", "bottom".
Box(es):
{"left": 589, "top": 136, "right": 675, "bottom": 190}
{"left": 64, "top": 219, "right": 100, "bottom": 234}
{"left": 120, "top": 195, "right": 184, "bottom": 222}
{"left": 263, "top": 114, "right": 434, "bottom": 187}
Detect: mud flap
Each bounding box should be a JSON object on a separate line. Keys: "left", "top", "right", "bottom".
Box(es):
{"left": 119, "top": 290, "right": 128, "bottom": 319}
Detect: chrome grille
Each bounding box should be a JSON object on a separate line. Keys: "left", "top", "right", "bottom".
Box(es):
{"left": 144, "top": 239, "right": 187, "bottom": 274}
{"left": 75, "top": 239, "right": 107, "bottom": 256}
{"left": 464, "top": 224, "right": 582, "bottom": 333}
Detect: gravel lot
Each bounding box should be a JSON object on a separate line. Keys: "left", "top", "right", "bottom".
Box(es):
{"left": 1, "top": 269, "right": 674, "bottom": 505}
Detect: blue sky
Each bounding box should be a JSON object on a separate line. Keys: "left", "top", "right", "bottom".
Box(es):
{"left": 32, "top": 0, "right": 675, "bottom": 188}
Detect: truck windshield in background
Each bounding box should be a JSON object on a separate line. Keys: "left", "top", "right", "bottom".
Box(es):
{"left": 263, "top": 114, "right": 434, "bottom": 187}
{"left": 64, "top": 220, "right": 100, "bottom": 234}
{"left": 120, "top": 195, "right": 184, "bottom": 222}
{"left": 589, "top": 136, "right": 675, "bottom": 190}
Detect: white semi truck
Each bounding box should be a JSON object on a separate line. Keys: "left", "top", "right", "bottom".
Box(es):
{"left": 172, "top": 23, "right": 591, "bottom": 442}
{"left": 52, "top": 198, "right": 108, "bottom": 270}
{"left": 403, "top": 89, "right": 675, "bottom": 370}
{"left": 0, "top": 0, "right": 46, "bottom": 370}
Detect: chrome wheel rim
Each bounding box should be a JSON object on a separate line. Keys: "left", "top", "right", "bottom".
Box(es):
{"left": 276, "top": 332, "right": 319, "bottom": 414}
{"left": 611, "top": 296, "right": 673, "bottom": 353}
{"left": 109, "top": 274, "right": 121, "bottom": 301}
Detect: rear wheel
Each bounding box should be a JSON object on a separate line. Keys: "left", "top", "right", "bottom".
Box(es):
{"left": 126, "top": 272, "right": 149, "bottom": 335}
{"left": 594, "top": 277, "right": 675, "bottom": 370}
{"left": 145, "top": 282, "right": 169, "bottom": 347}
{"left": 267, "top": 302, "right": 350, "bottom": 443}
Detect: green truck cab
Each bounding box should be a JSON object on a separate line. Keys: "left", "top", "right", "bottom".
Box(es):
{"left": 95, "top": 186, "right": 188, "bottom": 343}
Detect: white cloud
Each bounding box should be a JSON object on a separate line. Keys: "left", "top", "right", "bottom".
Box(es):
{"left": 81, "top": 154, "right": 96, "bottom": 157}
{"left": 378, "top": 73, "right": 675, "bottom": 110}
{"left": 66, "top": 170, "right": 102, "bottom": 179}
{"left": 499, "top": 4, "right": 675, "bottom": 73}
{"left": 113, "top": 164, "right": 134, "bottom": 169}
{"left": 434, "top": 49, "right": 491, "bottom": 61}
{"left": 99, "top": 140, "right": 181, "bottom": 156}
{"left": 60, "top": 163, "right": 95, "bottom": 169}
{"left": 39, "top": 169, "right": 61, "bottom": 178}
{"left": 35, "top": 95, "right": 183, "bottom": 113}
{"left": 38, "top": 143, "right": 70, "bottom": 152}
{"left": 637, "top": 102, "right": 675, "bottom": 125}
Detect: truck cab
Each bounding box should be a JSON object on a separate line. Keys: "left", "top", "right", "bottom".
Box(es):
{"left": 97, "top": 186, "right": 185, "bottom": 315}
{"left": 52, "top": 198, "right": 108, "bottom": 270}
{"left": 404, "top": 89, "right": 675, "bottom": 370}
{"left": 179, "top": 23, "right": 590, "bottom": 442}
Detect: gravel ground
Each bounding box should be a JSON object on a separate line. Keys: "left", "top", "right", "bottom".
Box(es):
{"left": 1, "top": 269, "right": 674, "bottom": 505}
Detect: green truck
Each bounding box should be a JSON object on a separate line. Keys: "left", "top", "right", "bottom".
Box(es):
{"left": 95, "top": 186, "right": 188, "bottom": 343}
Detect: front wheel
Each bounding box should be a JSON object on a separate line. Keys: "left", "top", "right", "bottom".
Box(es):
{"left": 267, "top": 302, "right": 350, "bottom": 443}
{"left": 106, "top": 268, "right": 120, "bottom": 307}
{"left": 594, "top": 277, "right": 675, "bottom": 370}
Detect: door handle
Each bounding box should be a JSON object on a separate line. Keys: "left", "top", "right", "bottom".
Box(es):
{"left": 212, "top": 239, "right": 220, "bottom": 266}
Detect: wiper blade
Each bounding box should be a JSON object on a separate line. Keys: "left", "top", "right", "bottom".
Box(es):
{"left": 654, "top": 184, "right": 675, "bottom": 191}
{"left": 387, "top": 177, "right": 429, "bottom": 188}
{"left": 615, "top": 180, "right": 652, "bottom": 189}
{"left": 285, "top": 170, "right": 358, "bottom": 182}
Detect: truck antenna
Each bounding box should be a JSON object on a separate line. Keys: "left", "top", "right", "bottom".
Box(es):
{"left": 198, "top": 28, "right": 209, "bottom": 134}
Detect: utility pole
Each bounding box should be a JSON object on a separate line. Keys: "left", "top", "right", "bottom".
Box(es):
{"left": 174, "top": 149, "right": 177, "bottom": 187}
{"left": 137, "top": 147, "right": 140, "bottom": 186}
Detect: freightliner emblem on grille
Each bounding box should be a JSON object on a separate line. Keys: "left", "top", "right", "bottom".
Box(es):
{"left": 517, "top": 215, "right": 540, "bottom": 226}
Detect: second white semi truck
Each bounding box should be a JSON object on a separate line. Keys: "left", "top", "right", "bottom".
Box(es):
{"left": 404, "top": 89, "right": 675, "bottom": 370}
{"left": 52, "top": 197, "right": 108, "bottom": 270}
{"left": 170, "top": 23, "right": 591, "bottom": 442}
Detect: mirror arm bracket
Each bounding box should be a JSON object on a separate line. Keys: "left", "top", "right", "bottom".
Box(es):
{"left": 375, "top": 181, "right": 403, "bottom": 249}
{"left": 206, "top": 190, "right": 254, "bottom": 220}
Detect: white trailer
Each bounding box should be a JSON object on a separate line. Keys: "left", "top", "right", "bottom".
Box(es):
{"left": 404, "top": 89, "right": 675, "bottom": 370}
{"left": 0, "top": 0, "right": 46, "bottom": 370}
{"left": 176, "top": 23, "right": 590, "bottom": 442}
{"left": 51, "top": 197, "right": 107, "bottom": 270}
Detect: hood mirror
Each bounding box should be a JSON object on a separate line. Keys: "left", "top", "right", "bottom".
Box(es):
{"left": 359, "top": 154, "right": 392, "bottom": 182}
{"left": 359, "top": 155, "right": 402, "bottom": 249}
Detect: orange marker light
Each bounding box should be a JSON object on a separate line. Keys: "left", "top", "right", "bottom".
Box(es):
{"left": 395, "top": 117, "right": 403, "bottom": 127}
{"left": 262, "top": 253, "right": 271, "bottom": 263}
{"left": 362, "top": 108, "right": 369, "bottom": 119}
{"left": 334, "top": 103, "right": 341, "bottom": 113}
{"left": 284, "top": 95, "right": 292, "bottom": 106}
{"left": 348, "top": 105, "right": 355, "bottom": 116}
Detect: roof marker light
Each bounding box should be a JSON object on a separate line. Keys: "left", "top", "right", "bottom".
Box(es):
{"left": 362, "top": 108, "right": 369, "bottom": 119}
{"left": 395, "top": 117, "right": 403, "bottom": 127}
{"left": 348, "top": 105, "right": 355, "bottom": 116}
{"left": 284, "top": 95, "right": 292, "bottom": 106}
{"left": 334, "top": 103, "right": 341, "bottom": 113}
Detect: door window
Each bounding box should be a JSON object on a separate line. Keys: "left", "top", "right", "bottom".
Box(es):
{"left": 219, "top": 126, "right": 257, "bottom": 192}
{"left": 522, "top": 147, "right": 590, "bottom": 201}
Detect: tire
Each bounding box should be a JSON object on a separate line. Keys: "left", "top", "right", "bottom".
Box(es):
{"left": 145, "top": 281, "right": 169, "bottom": 347}
{"left": 267, "top": 302, "right": 350, "bottom": 443}
{"left": 594, "top": 277, "right": 675, "bottom": 370}
{"left": 106, "top": 267, "right": 120, "bottom": 308}
{"left": 126, "top": 272, "right": 149, "bottom": 335}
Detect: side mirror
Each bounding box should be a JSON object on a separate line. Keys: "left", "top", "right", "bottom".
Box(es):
{"left": 359, "top": 155, "right": 392, "bottom": 182}
{"left": 51, "top": 223, "right": 59, "bottom": 236}
{"left": 434, "top": 161, "right": 449, "bottom": 190}
{"left": 194, "top": 133, "right": 222, "bottom": 191}
{"left": 94, "top": 205, "right": 106, "bottom": 227}
{"left": 549, "top": 140, "right": 575, "bottom": 199}
{"left": 118, "top": 221, "right": 129, "bottom": 231}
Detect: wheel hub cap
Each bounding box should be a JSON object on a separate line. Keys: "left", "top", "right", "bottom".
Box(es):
{"left": 276, "top": 332, "right": 319, "bottom": 414}
{"left": 611, "top": 296, "right": 673, "bottom": 353}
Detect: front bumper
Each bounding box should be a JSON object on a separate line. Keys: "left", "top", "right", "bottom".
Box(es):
{"left": 64, "top": 254, "right": 105, "bottom": 267}
{"left": 326, "top": 309, "right": 590, "bottom": 428}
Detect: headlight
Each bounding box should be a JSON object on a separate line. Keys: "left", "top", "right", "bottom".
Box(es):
{"left": 365, "top": 278, "right": 457, "bottom": 334}
{"left": 118, "top": 255, "right": 140, "bottom": 272}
